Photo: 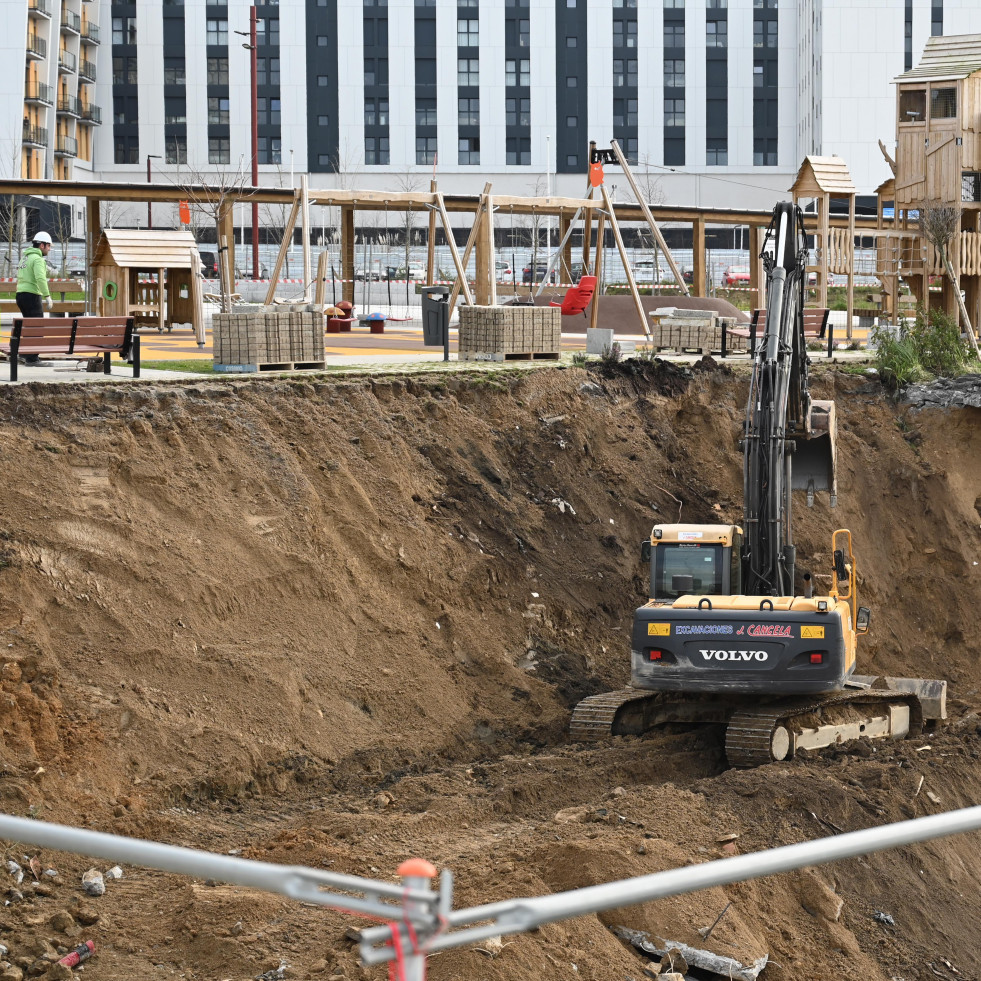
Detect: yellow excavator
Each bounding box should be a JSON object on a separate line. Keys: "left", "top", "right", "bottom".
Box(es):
{"left": 571, "top": 203, "right": 946, "bottom": 766}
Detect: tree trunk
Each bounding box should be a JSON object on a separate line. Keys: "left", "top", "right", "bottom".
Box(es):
{"left": 941, "top": 246, "right": 981, "bottom": 358}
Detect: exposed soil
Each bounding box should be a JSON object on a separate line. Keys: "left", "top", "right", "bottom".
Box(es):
{"left": 1, "top": 360, "right": 980, "bottom": 981}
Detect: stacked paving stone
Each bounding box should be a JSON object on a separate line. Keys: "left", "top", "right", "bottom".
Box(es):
{"left": 213, "top": 306, "right": 326, "bottom": 368}
{"left": 648, "top": 307, "right": 741, "bottom": 354}
{"left": 458, "top": 305, "right": 561, "bottom": 358}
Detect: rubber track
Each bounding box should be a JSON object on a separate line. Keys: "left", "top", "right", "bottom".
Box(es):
{"left": 569, "top": 688, "right": 658, "bottom": 741}
{"left": 725, "top": 689, "right": 921, "bottom": 768}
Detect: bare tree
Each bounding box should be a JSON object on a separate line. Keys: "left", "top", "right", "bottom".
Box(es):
{"left": 919, "top": 201, "right": 980, "bottom": 357}
{"left": 168, "top": 164, "right": 255, "bottom": 311}
{"left": 0, "top": 137, "right": 24, "bottom": 275}
{"left": 635, "top": 154, "right": 667, "bottom": 283}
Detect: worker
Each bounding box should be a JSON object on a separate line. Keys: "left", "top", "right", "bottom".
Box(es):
{"left": 15, "top": 230, "right": 54, "bottom": 365}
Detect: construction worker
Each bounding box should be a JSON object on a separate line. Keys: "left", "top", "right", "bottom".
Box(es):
{"left": 15, "top": 230, "right": 54, "bottom": 365}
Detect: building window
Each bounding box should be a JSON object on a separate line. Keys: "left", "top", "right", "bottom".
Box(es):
{"left": 209, "top": 137, "right": 230, "bottom": 164}
{"left": 258, "top": 136, "right": 282, "bottom": 164}
{"left": 166, "top": 138, "right": 187, "bottom": 164}
{"left": 165, "top": 96, "right": 187, "bottom": 124}
{"left": 258, "top": 97, "right": 281, "bottom": 126}
{"left": 613, "top": 98, "right": 637, "bottom": 127}
{"left": 458, "top": 58, "right": 479, "bottom": 86}
{"left": 961, "top": 172, "right": 981, "bottom": 203}
{"left": 207, "top": 97, "right": 229, "bottom": 125}
{"left": 506, "top": 136, "right": 530, "bottom": 165}
{"left": 112, "top": 16, "right": 137, "bottom": 45}
{"left": 664, "top": 0, "right": 684, "bottom": 6}
{"left": 707, "top": 0, "right": 727, "bottom": 6}
{"left": 416, "top": 98, "right": 437, "bottom": 125}
{"left": 613, "top": 20, "right": 637, "bottom": 48}
{"left": 257, "top": 58, "right": 280, "bottom": 85}
{"left": 505, "top": 59, "right": 530, "bottom": 86}
{"left": 754, "top": 21, "right": 777, "bottom": 47}
{"left": 706, "top": 21, "right": 727, "bottom": 47}
{"left": 364, "top": 58, "right": 388, "bottom": 86}
{"left": 518, "top": 19, "right": 530, "bottom": 46}
{"left": 114, "top": 138, "right": 139, "bottom": 164}
{"left": 930, "top": 87, "right": 956, "bottom": 119}
{"left": 613, "top": 0, "right": 637, "bottom": 6}
{"left": 458, "top": 97, "right": 480, "bottom": 126}
{"left": 459, "top": 137, "right": 480, "bottom": 164}
{"left": 706, "top": 138, "right": 727, "bottom": 165}
{"left": 207, "top": 57, "right": 228, "bottom": 85}
{"left": 566, "top": 115, "right": 577, "bottom": 127}
{"left": 566, "top": 36, "right": 577, "bottom": 47}
{"left": 365, "top": 98, "right": 389, "bottom": 126}
{"left": 457, "top": 18, "right": 478, "bottom": 46}
{"left": 664, "top": 24, "right": 684, "bottom": 47}
{"left": 566, "top": 76, "right": 577, "bottom": 87}
{"left": 566, "top": 154, "right": 578, "bottom": 166}
{"left": 506, "top": 97, "right": 530, "bottom": 126}
{"left": 164, "top": 57, "right": 185, "bottom": 85}
{"left": 256, "top": 17, "right": 279, "bottom": 46}
{"left": 365, "top": 137, "right": 390, "bottom": 165}
{"left": 664, "top": 59, "right": 684, "bottom": 87}
{"left": 665, "top": 98, "right": 685, "bottom": 126}
{"left": 317, "top": 35, "right": 329, "bottom": 46}
{"left": 112, "top": 56, "right": 138, "bottom": 84}
{"left": 613, "top": 60, "right": 637, "bottom": 88}
{"left": 318, "top": 114, "right": 329, "bottom": 126}
{"left": 318, "top": 153, "right": 331, "bottom": 164}
{"left": 416, "top": 136, "right": 437, "bottom": 165}
{"left": 899, "top": 89, "right": 926, "bottom": 121}
{"left": 206, "top": 19, "right": 228, "bottom": 46}
{"left": 753, "top": 138, "right": 777, "bottom": 165}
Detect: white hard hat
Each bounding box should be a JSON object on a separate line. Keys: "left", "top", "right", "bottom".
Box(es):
{"left": 33, "top": 231, "right": 52, "bottom": 245}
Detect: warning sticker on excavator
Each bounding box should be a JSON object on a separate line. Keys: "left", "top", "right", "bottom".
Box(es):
{"left": 647, "top": 623, "right": 671, "bottom": 636}
{"left": 801, "top": 625, "right": 825, "bottom": 639}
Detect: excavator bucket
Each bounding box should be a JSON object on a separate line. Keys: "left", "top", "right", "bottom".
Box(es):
{"left": 792, "top": 399, "right": 837, "bottom": 505}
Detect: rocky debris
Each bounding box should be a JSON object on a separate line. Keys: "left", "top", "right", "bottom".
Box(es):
{"left": 615, "top": 928, "right": 768, "bottom": 981}
{"left": 80, "top": 870, "right": 104, "bottom": 897}
{"left": 903, "top": 374, "right": 981, "bottom": 409}
{"left": 104, "top": 866, "right": 123, "bottom": 881}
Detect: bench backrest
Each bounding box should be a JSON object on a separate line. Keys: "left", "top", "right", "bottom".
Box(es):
{"left": 749, "top": 308, "right": 828, "bottom": 335}
{"left": 12, "top": 316, "right": 134, "bottom": 353}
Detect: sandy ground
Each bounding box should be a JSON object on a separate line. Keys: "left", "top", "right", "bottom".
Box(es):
{"left": 0, "top": 359, "right": 980, "bottom": 981}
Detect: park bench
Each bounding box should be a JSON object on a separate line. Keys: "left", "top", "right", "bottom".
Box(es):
{"left": 722, "top": 307, "right": 833, "bottom": 358}
{"left": 2, "top": 316, "right": 140, "bottom": 382}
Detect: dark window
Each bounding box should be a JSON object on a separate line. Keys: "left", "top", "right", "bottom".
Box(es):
{"left": 506, "top": 136, "right": 530, "bottom": 165}
{"left": 458, "top": 58, "right": 479, "bottom": 85}
{"left": 664, "top": 98, "right": 685, "bottom": 126}
{"left": 415, "top": 20, "right": 435, "bottom": 46}
{"left": 931, "top": 87, "right": 956, "bottom": 119}
{"left": 112, "top": 56, "right": 137, "bottom": 84}
{"left": 257, "top": 136, "right": 282, "bottom": 165}
{"left": 416, "top": 58, "right": 437, "bottom": 84}
{"left": 207, "top": 97, "right": 228, "bottom": 125}
{"left": 506, "top": 97, "right": 530, "bottom": 126}
{"left": 664, "top": 59, "right": 684, "bottom": 88}
{"left": 706, "top": 20, "right": 727, "bottom": 46}
{"left": 664, "top": 24, "right": 684, "bottom": 47}
{"left": 166, "top": 138, "right": 187, "bottom": 164}
{"left": 613, "top": 97, "right": 637, "bottom": 127}
{"left": 706, "top": 138, "right": 727, "bottom": 165}
{"left": 664, "top": 137, "right": 684, "bottom": 167}
{"left": 206, "top": 19, "right": 227, "bottom": 46}
{"left": 207, "top": 57, "right": 228, "bottom": 85}
{"left": 257, "top": 58, "right": 280, "bottom": 85}
{"left": 112, "top": 16, "right": 137, "bottom": 44}
{"left": 899, "top": 89, "right": 926, "bottom": 121}
{"left": 458, "top": 97, "right": 479, "bottom": 126}
{"left": 613, "top": 20, "right": 637, "bottom": 48}
{"left": 416, "top": 99, "right": 437, "bottom": 125}
{"left": 566, "top": 36, "right": 577, "bottom": 47}
{"left": 164, "top": 57, "right": 185, "bottom": 85}
{"left": 459, "top": 136, "right": 480, "bottom": 165}
{"left": 365, "top": 136, "right": 390, "bottom": 165}
{"left": 613, "top": 60, "right": 637, "bottom": 87}
{"left": 365, "top": 97, "right": 389, "bottom": 126}
{"left": 416, "top": 136, "right": 437, "bottom": 165}
{"left": 209, "top": 137, "right": 230, "bottom": 164}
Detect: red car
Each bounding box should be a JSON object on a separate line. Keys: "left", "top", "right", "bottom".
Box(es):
{"left": 723, "top": 265, "right": 750, "bottom": 286}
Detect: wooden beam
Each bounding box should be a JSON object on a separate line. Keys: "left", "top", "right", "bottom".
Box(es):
{"left": 601, "top": 184, "right": 649, "bottom": 339}
{"left": 315, "top": 249, "right": 328, "bottom": 308}
{"left": 301, "top": 175, "right": 312, "bottom": 303}
{"left": 448, "top": 184, "right": 490, "bottom": 319}
{"left": 693, "top": 218, "right": 707, "bottom": 297}
{"left": 588, "top": 205, "right": 605, "bottom": 334}
{"left": 264, "top": 197, "right": 300, "bottom": 305}
{"left": 426, "top": 179, "right": 438, "bottom": 283}
{"left": 435, "top": 191, "right": 473, "bottom": 307}
{"left": 341, "top": 206, "right": 355, "bottom": 304}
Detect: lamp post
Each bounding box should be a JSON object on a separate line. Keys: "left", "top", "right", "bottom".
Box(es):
{"left": 146, "top": 154, "right": 161, "bottom": 229}
{"left": 235, "top": 7, "right": 259, "bottom": 279}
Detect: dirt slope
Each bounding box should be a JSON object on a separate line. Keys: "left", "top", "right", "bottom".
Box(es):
{"left": 0, "top": 363, "right": 980, "bottom": 981}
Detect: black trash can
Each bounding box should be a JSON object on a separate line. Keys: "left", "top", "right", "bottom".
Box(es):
{"left": 420, "top": 285, "right": 450, "bottom": 360}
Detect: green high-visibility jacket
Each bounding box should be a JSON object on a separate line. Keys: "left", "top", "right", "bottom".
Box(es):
{"left": 16, "top": 247, "right": 50, "bottom": 298}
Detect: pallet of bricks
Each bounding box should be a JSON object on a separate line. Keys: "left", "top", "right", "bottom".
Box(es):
{"left": 649, "top": 307, "right": 742, "bottom": 355}
{"left": 458, "top": 305, "right": 562, "bottom": 361}
{"left": 212, "top": 305, "right": 327, "bottom": 372}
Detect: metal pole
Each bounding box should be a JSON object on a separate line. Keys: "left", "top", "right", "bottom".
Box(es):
{"left": 397, "top": 860, "right": 436, "bottom": 981}
{"left": 146, "top": 156, "right": 160, "bottom": 229}
{"left": 250, "top": 5, "right": 259, "bottom": 280}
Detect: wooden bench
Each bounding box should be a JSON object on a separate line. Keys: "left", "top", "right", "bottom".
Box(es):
{"left": 723, "top": 307, "right": 833, "bottom": 359}
{"left": 2, "top": 316, "right": 140, "bottom": 382}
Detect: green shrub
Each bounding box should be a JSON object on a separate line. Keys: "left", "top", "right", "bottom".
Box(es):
{"left": 599, "top": 341, "right": 622, "bottom": 367}
{"left": 872, "top": 306, "right": 972, "bottom": 389}
{"left": 570, "top": 352, "right": 590, "bottom": 367}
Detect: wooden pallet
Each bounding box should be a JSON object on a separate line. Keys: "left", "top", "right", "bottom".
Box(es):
{"left": 459, "top": 351, "right": 560, "bottom": 362}
{"left": 214, "top": 360, "right": 327, "bottom": 373}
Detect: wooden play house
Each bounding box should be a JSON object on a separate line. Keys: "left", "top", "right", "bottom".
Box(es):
{"left": 91, "top": 229, "right": 204, "bottom": 334}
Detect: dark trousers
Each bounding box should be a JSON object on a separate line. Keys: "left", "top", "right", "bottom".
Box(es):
{"left": 15, "top": 293, "right": 43, "bottom": 362}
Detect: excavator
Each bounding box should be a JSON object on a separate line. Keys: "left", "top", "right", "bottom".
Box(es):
{"left": 571, "top": 202, "right": 946, "bottom": 767}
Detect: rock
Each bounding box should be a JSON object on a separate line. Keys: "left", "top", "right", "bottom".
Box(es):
{"left": 5, "top": 861, "right": 21, "bottom": 876}
{"left": 798, "top": 871, "right": 844, "bottom": 922}
{"left": 44, "top": 966, "right": 73, "bottom": 981}
{"left": 230, "top": 921, "right": 243, "bottom": 937}
{"left": 81, "top": 870, "right": 104, "bottom": 897}
{"left": 49, "top": 912, "right": 76, "bottom": 933}
{"left": 372, "top": 793, "right": 393, "bottom": 808}
{"left": 1, "top": 662, "right": 22, "bottom": 684}
{"left": 31, "top": 885, "right": 53, "bottom": 898}
{"left": 0, "top": 967, "right": 24, "bottom": 981}
{"left": 105, "top": 866, "right": 123, "bottom": 880}
{"left": 8, "top": 889, "right": 24, "bottom": 902}
{"left": 74, "top": 907, "right": 100, "bottom": 926}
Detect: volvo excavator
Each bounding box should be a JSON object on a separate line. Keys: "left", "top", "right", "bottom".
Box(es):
{"left": 571, "top": 202, "right": 946, "bottom": 767}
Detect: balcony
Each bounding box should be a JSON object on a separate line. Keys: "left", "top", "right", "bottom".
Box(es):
{"left": 61, "top": 10, "right": 81, "bottom": 33}
{"left": 28, "top": 0, "right": 51, "bottom": 18}
{"left": 22, "top": 122, "right": 49, "bottom": 148}
{"left": 58, "top": 94, "right": 81, "bottom": 116}
{"left": 27, "top": 34, "right": 47, "bottom": 59}
{"left": 55, "top": 134, "right": 78, "bottom": 157}
{"left": 25, "top": 81, "right": 54, "bottom": 105}
{"left": 80, "top": 21, "right": 99, "bottom": 44}
{"left": 79, "top": 102, "right": 101, "bottom": 125}
{"left": 58, "top": 48, "right": 77, "bottom": 73}
{"left": 79, "top": 58, "right": 96, "bottom": 81}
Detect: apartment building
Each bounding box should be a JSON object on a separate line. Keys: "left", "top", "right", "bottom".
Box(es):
{"left": 2, "top": 0, "right": 980, "bottom": 231}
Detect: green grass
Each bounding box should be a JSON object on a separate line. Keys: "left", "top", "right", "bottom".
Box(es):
{"left": 142, "top": 360, "right": 215, "bottom": 374}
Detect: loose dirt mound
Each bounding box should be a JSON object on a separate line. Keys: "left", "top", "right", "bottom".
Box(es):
{"left": 0, "top": 363, "right": 979, "bottom": 981}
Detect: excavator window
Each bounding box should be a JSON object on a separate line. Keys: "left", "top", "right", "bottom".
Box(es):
{"left": 654, "top": 544, "right": 724, "bottom": 601}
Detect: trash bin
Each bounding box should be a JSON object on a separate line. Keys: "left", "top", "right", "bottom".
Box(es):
{"left": 421, "top": 285, "right": 450, "bottom": 347}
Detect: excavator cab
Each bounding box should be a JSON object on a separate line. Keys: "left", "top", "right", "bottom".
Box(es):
{"left": 642, "top": 524, "right": 742, "bottom": 603}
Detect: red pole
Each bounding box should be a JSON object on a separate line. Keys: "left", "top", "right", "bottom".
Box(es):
{"left": 250, "top": 5, "right": 259, "bottom": 279}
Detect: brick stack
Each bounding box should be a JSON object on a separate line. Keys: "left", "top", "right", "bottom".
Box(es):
{"left": 213, "top": 307, "right": 326, "bottom": 368}
{"left": 459, "top": 305, "right": 561, "bottom": 357}
{"left": 648, "top": 307, "right": 744, "bottom": 354}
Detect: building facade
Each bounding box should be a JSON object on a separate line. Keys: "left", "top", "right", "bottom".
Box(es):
{"left": 2, "top": 0, "right": 981, "bottom": 231}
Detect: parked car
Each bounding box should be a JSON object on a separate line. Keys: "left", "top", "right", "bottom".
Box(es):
{"left": 522, "top": 262, "right": 557, "bottom": 284}
{"left": 723, "top": 265, "right": 751, "bottom": 286}
{"left": 198, "top": 250, "right": 219, "bottom": 278}
{"left": 355, "top": 267, "right": 382, "bottom": 281}
{"left": 389, "top": 263, "right": 427, "bottom": 282}
{"left": 496, "top": 259, "right": 513, "bottom": 282}
{"left": 235, "top": 263, "right": 270, "bottom": 280}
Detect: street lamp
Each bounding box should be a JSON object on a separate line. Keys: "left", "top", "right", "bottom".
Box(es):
{"left": 235, "top": 7, "right": 259, "bottom": 279}
{"left": 146, "top": 154, "right": 161, "bottom": 229}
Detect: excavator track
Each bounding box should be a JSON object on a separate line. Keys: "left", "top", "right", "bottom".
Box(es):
{"left": 725, "top": 689, "right": 923, "bottom": 768}
{"left": 570, "top": 689, "right": 658, "bottom": 741}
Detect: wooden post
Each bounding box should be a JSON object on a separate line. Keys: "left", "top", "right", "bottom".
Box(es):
{"left": 693, "top": 218, "right": 707, "bottom": 297}
{"left": 558, "top": 214, "right": 572, "bottom": 283}
{"left": 86, "top": 198, "right": 101, "bottom": 312}
{"left": 218, "top": 203, "right": 235, "bottom": 310}
{"left": 301, "top": 175, "right": 312, "bottom": 303}
{"left": 426, "top": 179, "right": 438, "bottom": 283}
{"left": 846, "top": 193, "right": 855, "bottom": 340}
{"left": 749, "top": 225, "right": 765, "bottom": 314}
{"left": 342, "top": 205, "right": 355, "bottom": 304}
{"left": 434, "top": 191, "right": 473, "bottom": 306}
{"left": 158, "top": 266, "right": 166, "bottom": 332}
{"left": 588, "top": 208, "right": 605, "bottom": 333}
{"left": 189, "top": 246, "right": 205, "bottom": 346}
{"left": 264, "top": 197, "right": 300, "bottom": 305}
{"left": 601, "top": 185, "right": 649, "bottom": 339}
{"left": 818, "top": 197, "right": 830, "bottom": 309}
{"left": 315, "top": 249, "right": 328, "bottom": 308}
